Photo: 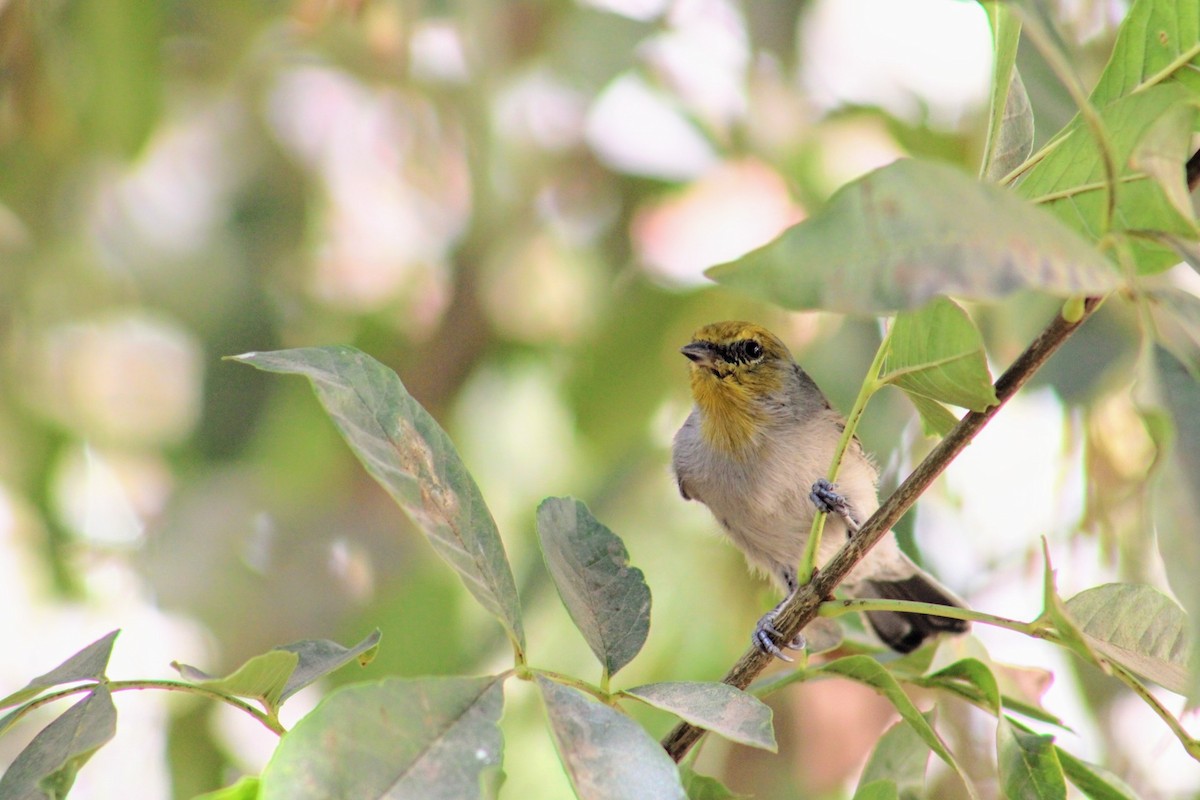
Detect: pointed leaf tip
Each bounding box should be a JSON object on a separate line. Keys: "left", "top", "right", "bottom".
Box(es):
{"left": 537, "top": 497, "right": 650, "bottom": 678}
{"left": 234, "top": 347, "right": 525, "bottom": 655}
{"left": 278, "top": 629, "right": 383, "bottom": 702}
{"left": 997, "top": 717, "right": 1067, "bottom": 800}
{"left": 1, "top": 630, "right": 120, "bottom": 710}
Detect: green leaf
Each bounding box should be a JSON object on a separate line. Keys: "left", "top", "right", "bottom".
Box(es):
{"left": 985, "top": 70, "right": 1034, "bottom": 183}
{"left": 1146, "top": 347, "right": 1200, "bottom": 701}
{"left": 1087, "top": 0, "right": 1200, "bottom": 105}
{"left": 1000, "top": 695, "right": 1066, "bottom": 729}
{"left": 260, "top": 676, "right": 504, "bottom": 800}
{"left": 852, "top": 781, "right": 900, "bottom": 800}
{"left": 913, "top": 658, "right": 1001, "bottom": 714}
{"left": 536, "top": 676, "right": 686, "bottom": 800}
{"left": 708, "top": 159, "right": 1119, "bottom": 314}
{"left": 857, "top": 717, "right": 930, "bottom": 797}
{"left": 537, "top": 497, "right": 651, "bottom": 678}
{"left": 882, "top": 297, "right": 998, "bottom": 435}
{"left": 1016, "top": 0, "right": 1200, "bottom": 275}
{"left": 1016, "top": 85, "right": 1200, "bottom": 274}
{"left": 996, "top": 716, "right": 1067, "bottom": 800}
{"left": 232, "top": 347, "right": 525, "bottom": 657}
{"left": 622, "top": 682, "right": 775, "bottom": 751}
{"left": 172, "top": 651, "right": 299, "bottom": 714}
{"left": 1064, "top": 583, "right": 1189, "bottom": 695}
{"left": 980, "top": 2, "right": 1031, "bottom": 181}
{"left": 1056, "top": 747, "right": 1139, "bottom": 800}
{"left": 277, "top": 630, "right": 382, "bottom": 703}
{"left": 813, "top": 656, "right": 974, "bottom": 795}
{"left": 193, "top": 776, "right": 262, "bottom": 800}
{"left": 171, "top": 632, "right": 380, "bottom": 714}
{"left": 901, "top": 395, "right": 959, "bottom": 437}
{"left": 0, "top": 630, "right": 119, "bottom": 709}
{"left": 678, "top": 766, "right": 749, "bottom": 800}
{"left": 0, "top": 686, "right": 117, "bottom": 800}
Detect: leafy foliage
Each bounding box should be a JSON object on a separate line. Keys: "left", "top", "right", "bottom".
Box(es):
{"left": 855, "top": 717, "right": 931, "bottom": 797}
{"left": 1065, "top": 583, "right": 1189, "bottom": 694}
{"left": 3, "top": 0, "right": 1200, "bottom": 797}
{"left": 979, "top": 2, "right": 1033, "bottom": 182}
{"left": 997, "top": 717, "right": 1066, "bottom": 800}
{"left": 232, "top": 348, "right": 526, "bottom": 659}
{"left": 538, "top": 676, "right": 687, "bottom": 800}
{"left": 882, "top": 297, "right": 998, "bottom": 435}
{"left": 0, "top": 631, "right": 119, "bottom": 711}
{"left": 708, "top": 159, "right": 1121, "bottom": 314}
{"left": 0, "top": 687, "right": 116, "bottom": 800}
{"left": 622, "top": 682, "right": 775, "bottom": 751}
{"left": 260, "top": 676, "right": 505, "bottom": 800}
{"left": 537, "top": 497, "right": 651, "bottom": 680}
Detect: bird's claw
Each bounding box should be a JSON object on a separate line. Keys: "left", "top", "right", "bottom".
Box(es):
{"left": 753, "top": 611, "right": 806, "bottom": 662}
{"left": 810, "top": 478, "right": 851, "bottom": 518}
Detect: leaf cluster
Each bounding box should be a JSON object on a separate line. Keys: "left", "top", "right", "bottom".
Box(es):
{"left": 4, "top": 0, "right": 1200, "bottom": 797}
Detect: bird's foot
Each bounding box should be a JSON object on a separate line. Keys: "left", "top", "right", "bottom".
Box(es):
{"left": 810, "top": 478, "right": 850, "bottom": 515}
{"left": 752, "top": 608, "right": 806, "bottom": 662}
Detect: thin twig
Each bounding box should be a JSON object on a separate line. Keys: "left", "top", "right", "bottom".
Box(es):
{"left": 661, "top": 296, "right": 1105, "bottom": 762}
{"left": 798, "top": 334, "right": 889, "bottom": 582}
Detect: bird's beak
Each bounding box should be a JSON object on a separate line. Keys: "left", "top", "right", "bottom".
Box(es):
{"left": 680, "top": 341, "right": 719, "bottom": 367}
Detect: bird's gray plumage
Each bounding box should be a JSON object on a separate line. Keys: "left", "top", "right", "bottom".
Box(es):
{"left": 673, "top": 325, "right": 968, "bottom": 654}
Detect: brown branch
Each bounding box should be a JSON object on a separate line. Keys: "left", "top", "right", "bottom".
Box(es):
{"left": 661, "top": 295, "right": 1105, "bottom": 762}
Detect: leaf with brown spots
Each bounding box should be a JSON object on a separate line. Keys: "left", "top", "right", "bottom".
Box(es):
{"left": 260, "top": 676, "right": 504, "bottom": 800}
{"left": 232, "top": 347, "right": 525, "bottom": 657}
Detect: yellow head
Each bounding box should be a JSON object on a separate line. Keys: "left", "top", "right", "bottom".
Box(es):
{"left": 680, "top": 321, "right": 798, "bottom": 456}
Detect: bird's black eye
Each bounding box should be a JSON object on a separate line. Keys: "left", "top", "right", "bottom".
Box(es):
{"left": 728, "top": 339, "right": 764, "bottom": 363}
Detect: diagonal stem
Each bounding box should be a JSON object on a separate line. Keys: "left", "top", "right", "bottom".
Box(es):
{"left": 798, "top": 328, "right": 891, "bottom": 583}
{"left": 661, "top": 295, "right": 1105, "bottom": 762}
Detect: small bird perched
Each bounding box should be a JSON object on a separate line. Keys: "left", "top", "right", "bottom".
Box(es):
{"left": 672, "top": 321, "right": 968, "bottom": 658}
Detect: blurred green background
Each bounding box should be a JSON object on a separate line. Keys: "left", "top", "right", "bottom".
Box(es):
{"left": 1, "top": 0, "right": 1193, "bottom": 797}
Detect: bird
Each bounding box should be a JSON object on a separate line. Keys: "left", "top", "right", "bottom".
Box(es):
{"left": 671, "top": 320, "right": 969, "bottom": 658}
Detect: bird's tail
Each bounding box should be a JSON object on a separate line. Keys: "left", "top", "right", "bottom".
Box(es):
{"left": 862, "top": 572, "right": 969, "bottom": 654}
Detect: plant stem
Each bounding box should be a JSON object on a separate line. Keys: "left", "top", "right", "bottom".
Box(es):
{"left": 2, "top": 680, "right": 287, "bottom": 736}
{"left": 660, "top": 296, "right": 1105, "bottom": 762}
{"left": 529, "top": 668, "right": 611, "bottom": 704}
{"left": 1106, "top": 660, "right": 1200, "bottom": 759}
{"left": 798, "top": 329, "right": 892, "bottom": 584}
{"left": 1013, "top": 7, "right": 1119, "bottom": 231}
{"left": 818, "top": 598, "right": 1039, "bottom": 638}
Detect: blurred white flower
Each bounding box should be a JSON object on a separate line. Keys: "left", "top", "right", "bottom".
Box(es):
{"left": 34, "top": 314, "right": 204, "bottom": 447}
{"left": 585, "top": 73, "right": 718, "bottom": 180}
{"left": 632, "top": 158, "right": 803, "bottom": 284}
{"left": 800, "top": 0, "right": 991, "bottom": 128}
